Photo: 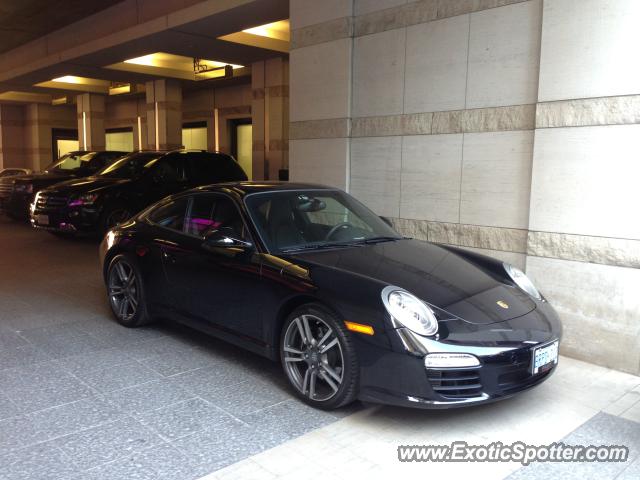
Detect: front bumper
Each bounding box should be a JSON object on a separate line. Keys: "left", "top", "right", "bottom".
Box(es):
{"left": 2, "top": 192, "right": 32, "bottom": 220}
{"left": 31, "top": 203, "right": 101, "bottom": 234}
{"left": 355, "top": 302, "right": 562, "bottom": 409}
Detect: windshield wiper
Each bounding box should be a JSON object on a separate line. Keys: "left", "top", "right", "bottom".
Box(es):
{"left": 282, "top": 237, "right": 402, "bottom": 253}
{"left": 361, "top": 236, "right": 402, "bottom": 244}
{"left": 282, "top": 242, "right": 365, "bottom": 253}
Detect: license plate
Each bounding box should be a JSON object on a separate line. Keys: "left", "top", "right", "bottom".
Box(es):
{"left": 532, "top": 340, "right": 559, "bottom": 374}
{"left": 36, "top": 214, "right": 49, "bottom": 226}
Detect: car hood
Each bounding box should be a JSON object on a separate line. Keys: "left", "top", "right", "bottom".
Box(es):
{"left": 43, "top": 176, "right": 130, "bottom": 194}
{"left": 285, "top": 239, "right": 535, "bottom": 325}
{"left": 14, "top": 173, "right": 75, "bottom": 188}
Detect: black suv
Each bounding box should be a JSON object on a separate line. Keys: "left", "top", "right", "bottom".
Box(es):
{"left": 31, "top": 150, "right": 248, "bottom": 235}
{"left": 2, "top": 151, "right": 125, "bottom": 220}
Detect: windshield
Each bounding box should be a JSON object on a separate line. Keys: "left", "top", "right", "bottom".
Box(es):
{"left": 45, "top": 152, "right": 94, "bottom": 173}
{"left": 97, "top": 152, "right": 163, "bottom": 178}
{"left": 244, "top": 189, "right": 401, "bottom": 253}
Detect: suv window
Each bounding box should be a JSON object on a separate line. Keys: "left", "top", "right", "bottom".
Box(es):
{"left": 147, "top": 196, "right": 189, "bottom": 232}
{"left": 151, "top": 155, "right": 188, "bottom": 183}
{"left": 188, "top": 153, "right": 247, "bottom": 183}
{"left": 88, "top": 153, "right": 118, "bottom": 172}
{"left": 185, "top": 194, "right": 247, "bottom": 239}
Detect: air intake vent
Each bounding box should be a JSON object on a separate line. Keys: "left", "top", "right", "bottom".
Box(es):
{"left": 426, "top": 367, "right": 483, "bottom": 398}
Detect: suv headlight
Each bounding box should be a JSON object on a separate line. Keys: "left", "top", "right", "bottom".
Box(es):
{"left": 68, "top": 193, "right": 99, "bottom": 207}
{"left": 15, "top": 183, "right": 33, "bottom": 193}
{"left": 381, "top": 286, "right": 438, "bottom": 336}
{"left": 503, "top": 263, "right": 541, "bottom": 300}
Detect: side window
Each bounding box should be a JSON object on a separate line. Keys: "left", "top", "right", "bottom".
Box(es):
{"left": 153, "top": 156, "right": 187, "bottom": 183}
{"left": 188, "top": 154, "right": 218, "bottom": 184}
{"left": 189, "top": 154, "right": 247, "bottom": 183}
{"left": 185, "top": 194, "right": 247, "bottom": 240}
{"left": 218, "top": 155, "right": 248, "bottom": 181}
{"left": 89, "top": 154, "right": 108, "bottom": 171}
{"left": 147, "top": 197, "right": 189, "bottom": 232}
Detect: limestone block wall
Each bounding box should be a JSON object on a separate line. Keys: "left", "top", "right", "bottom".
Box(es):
{"left": 289, "top": 0, "right": 640, "bottom": 375}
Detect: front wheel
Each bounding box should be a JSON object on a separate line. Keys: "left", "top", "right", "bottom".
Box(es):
{"left": 101, "top": 205, "right": 132, "bottom": 234}
{"left": 106, "top": 254, "right": 152, "bottom": 327}
{"left": 280, "top": 304, "right": 359, "bottom": 410}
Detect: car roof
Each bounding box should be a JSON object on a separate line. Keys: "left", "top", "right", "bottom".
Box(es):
{"left": 127, "top": 150, "right": 232, "bottom": 157}
{"left": 193, "top": 181, "right": 339, "bottom": 196}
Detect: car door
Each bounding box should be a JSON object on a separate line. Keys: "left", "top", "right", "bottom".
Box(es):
{"left": 160, "top": 192, "right": 264, "bottom": 341}
{"left": 143, "top": 195, "right": 192, "bottom": 314}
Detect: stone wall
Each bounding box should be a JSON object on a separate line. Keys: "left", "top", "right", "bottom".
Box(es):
{"left": 289, "top": 0, "right": 640, "bottom": 375}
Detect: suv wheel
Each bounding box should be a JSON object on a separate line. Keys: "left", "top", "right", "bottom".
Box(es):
{"left": 101, "top": 205, "right": 131, "bottom": 233}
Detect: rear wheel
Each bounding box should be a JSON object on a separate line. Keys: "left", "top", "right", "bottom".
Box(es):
{"left": 106, "top": 254, "right": 152, "bottom": 327}
{"left": 280, "top": 304, "right": 359, "bottom": 410}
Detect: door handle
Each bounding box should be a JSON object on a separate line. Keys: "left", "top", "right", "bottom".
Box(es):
{"left": 162, "top": 251, "right": 176, "bottom": 263}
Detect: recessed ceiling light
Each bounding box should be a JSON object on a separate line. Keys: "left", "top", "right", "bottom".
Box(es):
{"left": 52, "top": 75, "right": 83, "bottom": 84}
{"left": 242, "top": 20, "right": 289, "bottom": 41}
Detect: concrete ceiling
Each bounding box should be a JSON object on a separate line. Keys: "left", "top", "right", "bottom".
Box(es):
{"left": 0, "top": 0, "right": 125, "bottom": 54}
{"left": 0, "top": 0, "right": 289, "bottom": 100}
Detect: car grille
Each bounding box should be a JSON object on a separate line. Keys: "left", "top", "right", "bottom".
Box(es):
{"left": 497, "top": 352, "right": 531, "bottom": 388}
{"left": 35, "top": 192, "right": 68, "bottom": 213}
{"left": 427, "top": 367, "right": 483, "bottom": 398}
{"left": 0, "top": 181, "right": 14, "bottom": 199}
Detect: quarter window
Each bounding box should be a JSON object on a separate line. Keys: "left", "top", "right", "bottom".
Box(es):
{"left": 147, "top": 197, "right": 189, "bottom": 232}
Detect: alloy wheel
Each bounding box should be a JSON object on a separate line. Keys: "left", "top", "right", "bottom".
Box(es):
{"left": 108, "top": 259, "right": 139, "bottom": 322}
{"left": 283, "top": 314, "right": 344, "bottom": 402}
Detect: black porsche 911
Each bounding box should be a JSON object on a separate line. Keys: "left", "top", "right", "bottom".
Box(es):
{"left": 99, "top": 182, "right": 561, "bottom": 410}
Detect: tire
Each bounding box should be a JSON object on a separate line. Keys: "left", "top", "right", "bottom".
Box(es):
{"left": 100, "top": 203, "right": 132, "bottom": 235}
{"left": 106, "top": 253, "right": 153, "bottom": 327}
{"left": 280, "top": 303, "right": 359, "bottom": 410}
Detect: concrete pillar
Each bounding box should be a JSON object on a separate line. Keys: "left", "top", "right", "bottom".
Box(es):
{"left": 265, "top": 57, "right": 289, "bottom": 181}
{"left": 251, "top": 58, "right": 290, "bottom": 181}
{"left": 25, "top": 103, "right": 52, "bottom": 170}
{"left": 145, "top": 79, "right": 182, "bottom": 150}
{"left": 0, "top": 104, "right": 26, "bottom": 169}
{"left": 77, "top": 93, "right": 106, "bottom": 151}
{"left": 251, "top": 61, "right": 266, "bottom": 180}
{"left": 134, "top": 97, "right": 148, "bottom": 151}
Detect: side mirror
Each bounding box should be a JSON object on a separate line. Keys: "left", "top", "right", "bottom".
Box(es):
{"left": 202, "top": 230, "right": 253, "bottom": 251}
{"left": 380, "top": 216, "right": 393, "bottom": 227}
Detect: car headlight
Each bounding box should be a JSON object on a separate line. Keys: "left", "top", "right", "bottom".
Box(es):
{"left": 381, "top": 286, "right": 438, "bottom": 336}
{"left": 503, "top": 263, "right": 541, "bottom": 300}
{"left": 15, "top": 183, "right": 33, "bottom": 193}
{"left": 68, "top": 193, "right": 99, "bottom": 207}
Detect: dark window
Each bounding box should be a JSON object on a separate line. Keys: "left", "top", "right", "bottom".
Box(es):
{"left": 152, "top": 155, "right": 188, "bottom": 183}
{"left": 147, "top": 197, "right": 189, "bottom": 232}
{"left": 188, "top": 153, "right": 247, "bottom": 184}
{"left": 98, "top": 152, "right": 162, "bottom": 178}
{"left": 88, "top": 152, "right": 123, "bottom": 171}
{"left": 185, "top": 194, "right": 247, "bottom": 240}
